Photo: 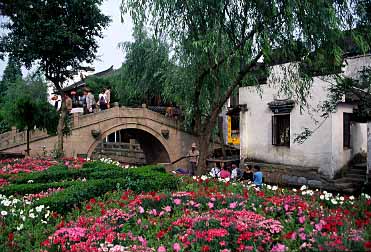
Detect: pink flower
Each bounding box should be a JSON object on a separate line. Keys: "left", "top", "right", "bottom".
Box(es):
{"left": 138, "top": 236, "right": 147, "bottom": 247}
{"left": 173, "top": 198, "right": 181, "bottom": 205}
{"left": 299, "top": 216, "right": 305, "bottom": 224}
{"left": 173, "top": 243, "right": 181, "bottom": 252}
{"left": 315, "top": 223, "right": 322, "bottom": 231}
{"left": 229, "top": 202, "right": 237, "bottom": 209}
{"left": 164, "top": 206, "right": 172, "bottom": 212}
{"left": 139, "top": 206, "right": 144, "bottom": 214}
{"left": 271, "top": 243, "right": 287, "bottom": 252}
{"left": 299, "top": 232, "right": 306, "bottom": 241}
{"left": 208, "top": 202, "right": 214, "bottom": 209}
{"left": 158, "top": 246, "right": 166, "bottom": 252}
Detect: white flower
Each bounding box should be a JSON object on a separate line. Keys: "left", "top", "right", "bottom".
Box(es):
{"left": 1, "top": 210, "right": 7, "bottom": 216}
{"left": 300, "top": 185, "right": 307, "bottom": 191}
{"left": 192, "top": 176, "right": 197, "bottom": 180}
{"left": 16, "top": 224, "right": 23, "bottom": 231}
{"left": 20, "top": 215, "right": 26, "bottom": 221}
{"left": 349, "top": 195, "right": 355, "bottom": 201}
{"left": 45, "top": 210, "right": 50, "bottom": 219}
{"left": 27, "top": 180, "right": 34, "bottom": 184}
{"left": 200, "top": 175, "right": 208, "bottom": 181}
{"left": 36, "top": 205, "right": 44, "bottom": 213}
{"left": 267, "top": 185, "right": 272, "bottom": 190}
{"left": 331, "top": 199, "right": 338, "bottom": 205}
{"left": 2, "top": 199, "right": 11, "bottom": 207}
{"left": 41, "top": 220, "right": 47, "bottom": 224}
{"left": 224, "top": 177, "right": 230, "bottom": 182}
{"left": 362, "top": 193, "right": 370, "bottom": 200}
{"left": 320, "top": 195, "right": 325, "bottom": 200}
{"left": 272, "top": 186, "right": 278, "bottom": 191}
{"left": 292, "top": 188, "right": 297, "bottom": 192}
{"left": 12, "top": 199, "right": 19, "bottom": 204}
{"left": 339, "top": 196, "right": 344, "bottom": 201}
{"left": 29, "top": 212, "right": 35, "bottom": 219}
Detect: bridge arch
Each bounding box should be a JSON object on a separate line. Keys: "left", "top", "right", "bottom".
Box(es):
{"left": 87, "top": 123, "right": 172, "bottom": 164}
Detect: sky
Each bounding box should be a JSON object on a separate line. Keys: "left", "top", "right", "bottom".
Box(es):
{"left": 0, "top": 0, "right": 134, "bottom": 79}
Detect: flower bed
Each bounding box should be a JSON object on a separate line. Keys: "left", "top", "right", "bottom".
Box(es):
{"left": 0, "top": 159, "right": 371, "bottom": 251}
{"left": 39, "top": 177, "right": 371, "bottom": 252}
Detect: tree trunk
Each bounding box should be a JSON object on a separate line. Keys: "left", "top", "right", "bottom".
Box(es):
{"left": 26, "top": 128, "right": 30, "bottom": 156}
{"left": 196, "top": 133, "right": 212, "bottom": 176}
{"left": 218, "top": 117, "right": 226, "bottom": 158}
{"left": 367, "top": 121, "right": 371, "bottom": 184}
{"left": 56, "top": 96, "right": 67, "bottom": 156}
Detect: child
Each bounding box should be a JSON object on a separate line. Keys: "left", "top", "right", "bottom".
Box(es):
{"left": 219, "top": 164, "right": 231, "bottom": 179}
{"left": 253, "top": 165, "right": 263, "bottom": 187}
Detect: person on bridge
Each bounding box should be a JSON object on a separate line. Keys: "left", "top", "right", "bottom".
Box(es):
{"left": 104, "top": 87, "right": 111, "bottom": 109}
{"left": 83, "top": 88, "right": 96, "bottom": 114}
{"left": 187, "top": 143, "right": 199, "bottom": 176}
{"left": 98, "top": 89, "right": 108, "bottom": 111}
{"left": 65, "top": 94, "right": 73, "bottom": 114}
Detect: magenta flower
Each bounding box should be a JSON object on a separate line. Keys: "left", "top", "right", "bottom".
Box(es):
{"left": 173, "top": 198, "right": 181, "bottom": 205}
{"left": 271, "top": 243, "right": 287, "bottom": 252}
{"left": 158, "top": 246, "right": 166, "bottom": 252}
{"left": 208, "top": 202, "right": 214, "bottom": 209}
{"left": 172, "top": 243, "right": 181, "bottom": 252}
{"left": 229, "top": 202, "right": 237, "bottom": 209}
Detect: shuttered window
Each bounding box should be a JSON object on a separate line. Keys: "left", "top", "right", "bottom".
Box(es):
{"left": 343, "top": 113, "right": 351, "bottom": 148}
{"left": 272, "top": 114, "right": 290, "bottom": 147}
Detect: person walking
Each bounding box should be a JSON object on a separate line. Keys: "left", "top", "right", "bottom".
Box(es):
{"left": 65, "top": 94, "right": 73, "bottom": 114}
{"left": 187, "top": 143, "right": 199, "bottom": 176}
{"left": 83, "top": 88, "right": 96, "bottom": 114}
{"left": 98, "top": 89, "right": 107, "bottom": 111}
{"left": 104, "top": 87, "right": 111, "bottom": 109}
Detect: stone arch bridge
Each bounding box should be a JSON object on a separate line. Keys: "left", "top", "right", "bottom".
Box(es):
{"left": 0, "top": 107, "right": 198, "bottom": 166}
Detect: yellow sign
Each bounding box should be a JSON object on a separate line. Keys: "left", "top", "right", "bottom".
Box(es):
{"left": 227, "top": 116, "right": 240, "bottom": 145}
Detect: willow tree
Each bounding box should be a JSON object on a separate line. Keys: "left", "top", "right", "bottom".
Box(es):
{"left": 121, "top": 0, "right": 357, "bottom": 174}
{"left": 0, "top": 0, "right": 110, "bottom": 154}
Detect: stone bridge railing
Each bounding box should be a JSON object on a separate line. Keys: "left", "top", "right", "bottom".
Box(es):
{"left": 0, "top": 106, "right": 183, "bottom": 151}
{"left": 0, "top": 127, "right": 48, "bottom": 150}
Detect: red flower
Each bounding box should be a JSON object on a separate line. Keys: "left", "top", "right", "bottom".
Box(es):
{"left": 40, "top": 239, "right": 50, "bottom": 247}
{"left": 89, "top": 198, "right": 96, "bottom": 204}
{"left": 201, "top": 245, "right": 210, "bottom": 252}
{"left": 156, "top": 230, "right": 167, "bottom": 239}
{"left": 86, "top": 204, "right": 92, "bottom": 211}
{"left": 8, "top": 233, "right": 14, "bottom": 242}
{"left": 364, "top": 241, "right": 371, "bottom": 249}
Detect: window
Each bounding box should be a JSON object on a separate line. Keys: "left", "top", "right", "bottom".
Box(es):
{"left": 343, "top": 113, "right": 351, "bottom": 148}
{"left": 272, "top": 114, "right": 290, "bottom": 147}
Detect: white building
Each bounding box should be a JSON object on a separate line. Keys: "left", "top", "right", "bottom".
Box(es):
{"left": 239, "top": 54, "right": 371, "bottom": 179}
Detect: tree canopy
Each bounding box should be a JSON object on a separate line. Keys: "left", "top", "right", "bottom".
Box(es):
{"left": 0, "top": 56, "right": 22, "bottom": 103}
{"left": 0, "top": 73, "right": 58, "bottom": 154}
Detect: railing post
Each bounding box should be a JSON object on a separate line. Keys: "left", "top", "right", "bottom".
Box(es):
{"left": 72, "top": 113, "right": 81, "bottom": 128}
{"left": 11, "top": 127, "right": 17, "bottom": 144}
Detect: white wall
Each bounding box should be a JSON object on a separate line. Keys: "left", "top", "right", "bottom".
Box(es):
{"left": 240, "top": 77, "right": 335, "bottom": 177}
{"left": 239, "top": 54, "right": 371, "bottom": 178}
{"left": 352, "top": 123, "right": 367, "bottom": 155}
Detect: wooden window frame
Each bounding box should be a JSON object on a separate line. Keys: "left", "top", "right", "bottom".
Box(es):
{"left": 343, "top": 113, "right": 352, "bottom": 149}
{"left": 272, "top": 114, "right": 290, "bottom": 147}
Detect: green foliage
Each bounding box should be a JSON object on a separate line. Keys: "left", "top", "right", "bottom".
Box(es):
{"left": 1, "top": 162, "right": 180, "bottom": 213}
{"left": 0, "top": 56, "right": 22, "bottom": 103}
{"left": 1, "top": 75, "right": 58, "bottom": 135}
{"left": 117, "top": 30, "right": 171, "bottom": 106}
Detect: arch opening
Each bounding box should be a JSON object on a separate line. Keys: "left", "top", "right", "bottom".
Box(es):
{"left": 91, "top": 128, "right": 171, "bottom": 165}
